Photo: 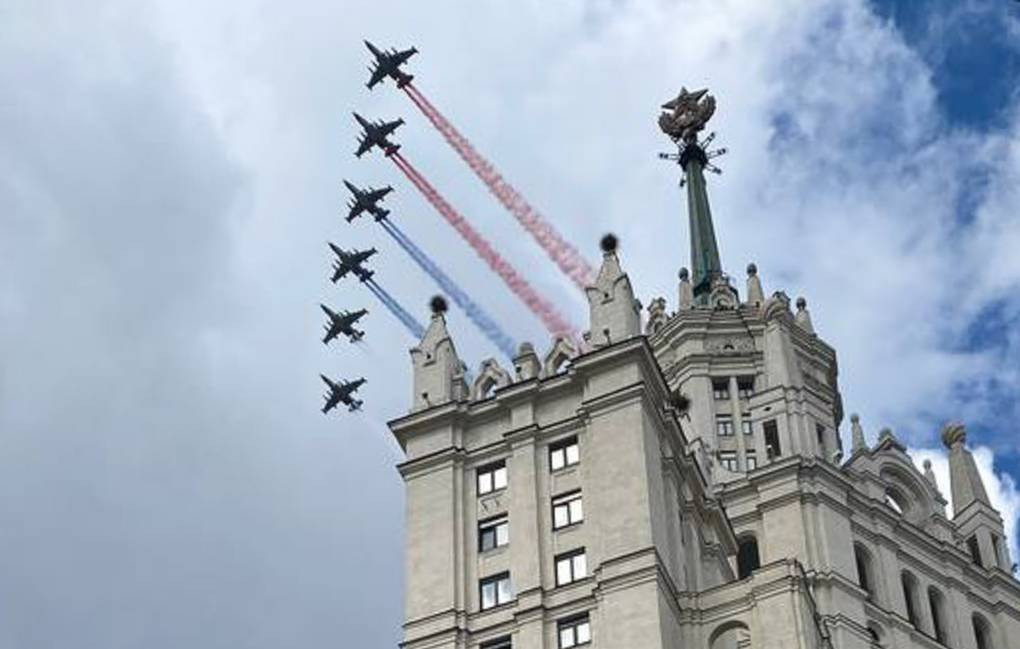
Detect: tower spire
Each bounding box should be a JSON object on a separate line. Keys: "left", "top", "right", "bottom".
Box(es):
{"left": 658, "top": 87, "right": 727, "bottom": 304}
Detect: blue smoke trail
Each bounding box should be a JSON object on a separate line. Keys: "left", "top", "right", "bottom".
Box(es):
{"left": 364, "top": 278, "right": 426, "bottom": 340}
{"left": 381, "top": 219, "right": 518, "bottom": 360}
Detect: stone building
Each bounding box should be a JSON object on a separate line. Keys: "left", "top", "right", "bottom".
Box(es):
{"left": 387, "top": 101, "right": 1020, "bottom": 649}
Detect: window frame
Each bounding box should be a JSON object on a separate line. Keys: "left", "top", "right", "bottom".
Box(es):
{"left": 478, "top": 514, "right": 509, "bottom": 553}
{"left": 549, "top": 436, "right": 580, "bottom": 472}
{"left": 763, "top": 420, "right": 781, "bottom": 458}
{"left": 712, "top": 379, "right": 730, "bottom": 400}
{"left": 557, "top": 613, "right": 591, "bottom": 648}
{"left": 480, "top": 636, "right": 512, "bottom": 649}
{"left": 737, "top": 377, "right": 754, "bottom": 399}
{"left": 741, "top": 417, "right": 753, "bottom": 435}
{"left": 719, "top": 450, "right": 738, "bottom": 471}
{"left": 477, "top": 461, "right": 508, "bottom": 496}
{"left": 479, "top": 571, "right": 513, "bottom": 610}
{"left": 745, "top": 450, "right": 757, "bottom": 471}
{"left": 555, "top": 548, "right": 588, "bottom": 587}
{"left": 716, "top": 415, "right": 734, "bottom": 437}
{"left": 552, "top": 490, "right": 584, "bottom": 530}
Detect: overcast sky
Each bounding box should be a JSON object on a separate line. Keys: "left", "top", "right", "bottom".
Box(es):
{"left": 1, "top": 1, "right": 1018, "bottom": 647}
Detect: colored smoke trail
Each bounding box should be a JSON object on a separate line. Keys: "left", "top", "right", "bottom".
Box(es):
{"left": 389, "top": 152, "right": 576, "bottom": 337}
{"left": 404, "top": 83, "right": 595, "bottom": 290}
{"left": 380, "top": 219, "right": 518, "bottom": 360}
{"left": 364, "top": 278, "right": 426, "bottom": 340}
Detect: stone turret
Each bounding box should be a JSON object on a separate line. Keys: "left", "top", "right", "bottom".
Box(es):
{"left": 942, "top": 422, "right": 1011, "bottom": 571}
{"left": 585, "top": 234, "right": 641, "bottom": 348}
{"left": 850, "top": 413, "right": 867, "bottom": 454}
{"left": 746, "top": 263, "right": 764, "bottom": 308}
{"left": 678, "top": 268, "right": 693, "bottom": 310}
{"left": 794, "top": 297, "right": 815, "bottom": 334}
{"left": 410, "top": 296, "right": 467, "bottom": 412}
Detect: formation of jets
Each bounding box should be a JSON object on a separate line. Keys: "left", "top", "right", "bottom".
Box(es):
{"left": 328, "top": 243, "right": 377, "bottom": 283}
{"left": 321, "top": 304, "right": 367, "bottom": 344}
{"left": 354, "top": 113, "right": 403, "bottom": 158}
{"left": 364, "top": 40, "right": 417, "bottom": 89}
{"left": 343, "top": 180, "right": 392, "bottom": 222}
{"left": 319, "top": 41, "right": 418, "bottom": 416}
{"left": 320, "top": 374, "right": 365, "bottom": 414}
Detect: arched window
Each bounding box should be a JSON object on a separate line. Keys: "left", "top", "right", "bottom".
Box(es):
{"left": 737, "top": 535, "right": 761, "bottom": 580}
{"left": 866, "top": 623, "right": 884, "bottom": 647}
{"left": 884, "top": 488, "right": 907, "bottom": 516}
{"left": 901, "top": 571, "right": 919, "bottom": 627}
{"left": 854, "top": 543, "right": 876, "bottom": 601}
{"left": 709, "top": 621, "right": 751, "bottom": 649}
{"left": 928, "top": 586, "right": 948, "bottom": 645}
{"left": 973, "top": 614, "right": 994, "bottom": 649}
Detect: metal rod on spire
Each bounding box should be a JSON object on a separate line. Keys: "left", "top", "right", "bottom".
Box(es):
{"left": 656, "top": 88, "right": 728, "bottom": 304}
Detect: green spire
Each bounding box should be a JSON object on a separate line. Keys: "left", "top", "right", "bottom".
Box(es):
{"left": 657, "top": 87, "right": 724, "bottom": 305}
{"left": 681, "top": 145, "right": 723, "bottom": 302}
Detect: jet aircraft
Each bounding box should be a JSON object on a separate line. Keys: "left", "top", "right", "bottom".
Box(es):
{"left": 365, "top": 40, "right": 417, "bottom": 89}
{"left": 343, "top": 179, "right": 392, "bottom": 222}
{"left": 354, "top": 112, "right": 403, "bottom": 158}
{"left": 328, "top": 243, "right": 376, "bottom": 283}
{"left": 320, "top": 304, "right": 367, "bottom": 344}
{"left": 320, "top": 374, "right": 365, "bottom": 414}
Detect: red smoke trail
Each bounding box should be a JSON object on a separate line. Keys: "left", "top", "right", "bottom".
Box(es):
{"left": 403, "top": 84, "right": 595, "bottom": 290}
{"left": 390, "top": 152, "right": 576, "bottom": 337}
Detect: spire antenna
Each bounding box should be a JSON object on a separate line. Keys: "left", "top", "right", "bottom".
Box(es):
{"left": 656, "top": 87, "right": 727, "bottom": 304}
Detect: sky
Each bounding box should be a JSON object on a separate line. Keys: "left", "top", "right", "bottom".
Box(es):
{"left": 0, "top": 0, "right": 1018, "bottom": 647}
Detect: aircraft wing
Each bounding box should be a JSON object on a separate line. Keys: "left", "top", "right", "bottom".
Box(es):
{"left": 343, "top": 378, "right": 366, "bottom": 395}
{"left": 355, "top": 137, "right": 372, "bottom": 158}
{"left": 346, "top": 205, "right": 365, "bottom": 222}
{"left": 331, "top": 264, "right": 350, "bottom": 282}
{"left": 368, "top": 187, "right": 391, "bottom": 201}
{"left": 366, "top": 66, "right": 387, "bottom": 89}
{"left": 322, "top": 321, "right": 342, "bottom": 345}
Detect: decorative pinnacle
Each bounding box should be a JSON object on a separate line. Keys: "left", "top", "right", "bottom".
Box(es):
{"left": 430, "top": 295, "right": 448, "bottom": 315}
{"left": 600, "top": 233, "right": 619, "bottom": 254}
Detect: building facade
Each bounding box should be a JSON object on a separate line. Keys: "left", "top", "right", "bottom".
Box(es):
{"left": 387, "top": 102, "right": 1020, "bottom": 649}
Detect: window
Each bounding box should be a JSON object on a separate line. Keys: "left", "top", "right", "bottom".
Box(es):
{"left": 716, "top": 415, "right": 734, "bottom": 436}
{"left": 968, "top": 535, "right": 982, "bottom": 566}
{"left": 737, "top": 536, "right": 760, "bottom": 579}
{"left": 737, "top": 377, "right": 754, "bottom": 399}
{"left": 479, "top": 572, "right": 512, "bottom": 610}
{"left": 884, "top": 491, "right": 905, "bottom": 515}
{"left": 553, "top": 491, "right": 583, "bottom": 529}
{"left": 719, "top": 450, "right": 738, "bottom": 471}
{"left": 867, "top": 624, "right": 883, "bottom": 647}
{"left": 928, "top": 587, "right": 948, "bottom": 645}
{"left": 550, "top": 437, "right": 580, "bottom": 471}
{"left": 816, "top": 424, "right": 826, "bottom": 451}
{"left": 854, "top": 544, "right": 875, "bottom": 600}
{"left": 741, "top": 417, "right": 753, "bottom": 435}
{"left": 480, "top": 637, "right": 512, "bottom": 649}
{"left": 712, "top": 379, "right": 730, "bottom": 400}
{"left": 479, "top": 515, "right": 509, "bottom": 552}
{"left": 973, "top": 614, "right": 993, "bottom": 649}
{"left": 763, "top": 420, "right": 781, "bottom": 459}
{"left": 745, "top": 451, "right": 758, "bottom": 470}
{"left": 558, "top": 614, "right": 591, "bottom": 648}
{"left": 991, "top": 534, "right": 1002, "bottom": 568}
{"left": 555, "top": 548, "right": 588, "bottom": 586}
{"left": 901, "top": 571, "right": 919, "bottom": 627}
{"left": 477, "top": 462, "right": 508, "bottom": 496}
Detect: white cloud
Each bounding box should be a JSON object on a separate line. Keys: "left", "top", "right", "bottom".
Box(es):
{"left": 2, "top": 0, "right": 1019, "bottom": 645}
{"left": 913, "top": 446, "right": 1020, "bottom": 567}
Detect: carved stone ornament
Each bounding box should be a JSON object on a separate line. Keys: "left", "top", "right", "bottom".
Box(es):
{"left": 706, "top": 337, "right": 755, "bottom": 354}
{"left": 646, "top": 296, "right": 668, "bottom": 334}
